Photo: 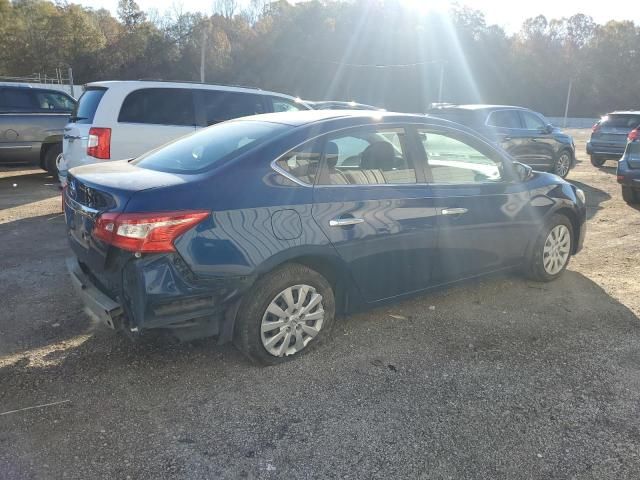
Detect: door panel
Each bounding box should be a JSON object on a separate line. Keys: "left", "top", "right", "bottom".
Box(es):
{"left": 519, "top": 111, "right": 555, "bottom": 169}
{"left": 311, "top": 125, "right": 438, "bottom": 302}
{"left": 418, "top": 127, "right": 536, "bottom": 282}
{"left": 313, "top": 187, "right": 439, "bottom": 302}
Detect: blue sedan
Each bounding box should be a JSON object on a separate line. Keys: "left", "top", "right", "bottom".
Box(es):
{"left": 64, "top": 110, "right": 587, "bottom": 364}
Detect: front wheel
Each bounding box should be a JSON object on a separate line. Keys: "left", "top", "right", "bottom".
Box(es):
{"left": 525, "top": 214, "right": 573, "bottom": 282}
{"left": 622, "top": 186, "right": 639, "bottom": 204}
{"left": 554, "top": 151, "right": 572, "bottom": 178}
{"left": 590, "top": 155, "right": 606, "bottom": 167}
{"left": 234, "top": 264, "right": 336, "bottom": 365}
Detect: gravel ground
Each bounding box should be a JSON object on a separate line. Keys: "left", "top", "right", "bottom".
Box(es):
{"left": 1, "top": 130, "right": 639, "bottom": 479}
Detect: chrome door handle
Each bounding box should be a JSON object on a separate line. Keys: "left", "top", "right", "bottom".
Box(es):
{"left": 441, "top": 208, "right": 468, "bottom": 216}
{"left": 329, "top": 217, "right": 364, "bottom": 227}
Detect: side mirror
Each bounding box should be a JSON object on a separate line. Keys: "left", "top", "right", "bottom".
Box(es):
{"left": 513, "top": 161, "right": 533, "bottom": 182}
{"left": 545, "top": 124, "right": 554, "bottom": 134}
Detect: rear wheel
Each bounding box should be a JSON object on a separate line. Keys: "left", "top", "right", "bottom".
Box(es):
{"left": 590, "top": 155, "right": 606, "bottom": 167}
{"left": 44, "top": 143, "right": 62, "bottom": 177}
{"left": 554, "top": 151, "right": 572, "bottom": 178}
{"left": 525, "top": 214, "right": 573, "bottom": 282}
{"left": 234, "top": 264, "right": 336, "bottom": 365}
{"left": 622, "top": 186, "right": 639, "bottom": 204}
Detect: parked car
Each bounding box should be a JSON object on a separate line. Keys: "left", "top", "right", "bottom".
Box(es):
{"left": 616, "top": 127, "right": 640, "bottom": 203}
{"left": 64, "top": 110, "right": 586, "bottom": 364}
{"left": 0, "top": 84, "right": 76, "bottom": 174}
{"left": 58, "top": 81, "right": 310, "bottom": 185}
{"left": 588, "top": 111, "right": 640, "bottom": 167}
{"left": 427, "top": 105, "right": 576, "bottom": 178}
{"left": 306, "top": 100, "right": 384, "bottom": 111}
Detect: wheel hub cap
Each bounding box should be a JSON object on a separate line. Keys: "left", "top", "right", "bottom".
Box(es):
{"left": 260, "top": 284, "right": 324, "bottom": 357}
{"left": 543, "top": 225, "right": 571, "bottom": 275}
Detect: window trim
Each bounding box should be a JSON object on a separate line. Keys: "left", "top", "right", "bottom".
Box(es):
{"left": 117, "top": 87, "right": 197, "bottom": 127}
{"left": 485, "top": 108, "right": 524, "bottom": 129}
{"left": 417, "top": 125, "right": 514, "bottom": 186}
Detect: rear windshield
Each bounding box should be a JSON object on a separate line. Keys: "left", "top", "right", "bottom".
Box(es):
{"left": 133, "top": 120, "right": 289, "bottom": 173}
{"left": 602, "top": 114, "right": 640, "bottom": 129}
{"left": 72, "top": 88, "right": 106, "bottom": 124}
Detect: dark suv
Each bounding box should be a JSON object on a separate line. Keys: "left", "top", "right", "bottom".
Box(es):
{"left": 588, "top": 111, "right": 640, "bottom": 167}
{"left": 428, "top": 105, "right": 576, "bottom": 178}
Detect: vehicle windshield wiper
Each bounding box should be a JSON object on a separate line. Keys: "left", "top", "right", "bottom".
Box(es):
{"left": 69, "top": 115, "right": 87, "bottom": 122}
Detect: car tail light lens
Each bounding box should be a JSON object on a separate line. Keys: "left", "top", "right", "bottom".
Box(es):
{"left": 628, "top": 128, "right": 639, "bottom": 142}
{"left": 87, "top": 127, "right": 111, "bottom": 159}
{"left": 592, "top": 123, "right": 601, "bottom": 134}
{"left": 93, "top": 211, "right": 210, "bottom": 253}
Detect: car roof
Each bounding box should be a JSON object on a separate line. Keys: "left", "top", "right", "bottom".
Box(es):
{"left": 236, "top": 109, "right": 463, "bottom": 129}
{"left": 608, "top": 111, "right": 640, "bottom": 115}
{"left": 433, "top": 104, "right": 529, "bottom": 112}
{"left": 85, "top": 80, "right": 302, "bottom": 102}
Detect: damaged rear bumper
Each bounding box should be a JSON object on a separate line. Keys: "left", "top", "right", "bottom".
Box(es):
{"left": 67, "top": 256, "right": 123, "bottom": 329}
{"left": 66, "top": 255, "right": 249, "bottom": 342}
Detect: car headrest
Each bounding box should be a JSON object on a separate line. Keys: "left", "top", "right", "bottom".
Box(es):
{"left": 361, "top": 141, "right": 395, "bottom": 170}
{"left": 326, "top": 141, "right": 339, "bottom": 168}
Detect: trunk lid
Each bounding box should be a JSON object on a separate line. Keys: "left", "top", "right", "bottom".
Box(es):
{"left": 64, "top": 160, "right": 191, "bottom": 271}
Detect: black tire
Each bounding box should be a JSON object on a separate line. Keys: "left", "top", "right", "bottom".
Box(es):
{"left": 234, "top": 263, "right": 336, "bottom": 365}
{"left": 622, "top": 186, "right": 639, "bottom": 204}
{"left": 590, "top": 155, "right": 606, "bottom": 167}
{"left": 524, "top": 214, "right": 574, "bottom": 282}
{"left": 44, "top": 143, "right": 62, "bottom": 177}
{"left": 554, "top": 151, "right": 572, "bottom": 178}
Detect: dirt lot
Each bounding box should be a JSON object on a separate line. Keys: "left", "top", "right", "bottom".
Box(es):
{"left": 1, "top": 130, "right": 639, "bottom": 479}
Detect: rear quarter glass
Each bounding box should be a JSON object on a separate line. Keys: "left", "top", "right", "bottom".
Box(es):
{"left": 132, "top": 120, "right": 290, "bottom": 174}
{"left": 72, "top": 88, "right": 107, "bottom": 124}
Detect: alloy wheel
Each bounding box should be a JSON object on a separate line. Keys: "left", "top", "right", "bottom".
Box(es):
{"left": 260, "top": 284, "right": 325, "bottom": 357}
{"left": 543, "top": 225, "right": 571, "bottom": 275}
{"left": 555, "top": 153, "right": 571, "bottom": 177}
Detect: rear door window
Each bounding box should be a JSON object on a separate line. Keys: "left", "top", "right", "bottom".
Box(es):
{"left": 72, "top": 88, "right": 106, "bottom": 124}
{"left": 197, "top": 90, "right": 266, "bottom": 126}
{"left": 0, "top": 88, "right": 37, "bottom": 111}
{"left": 34, "top": 91, "right": 75, "bottom": 112}
{"left": 487, "top": 110, "right": 522, "bottom": 129}
{"left": 118, "top": 88, "right": 195, "bottom": 126}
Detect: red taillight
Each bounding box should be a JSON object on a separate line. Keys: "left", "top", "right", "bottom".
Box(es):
{"left": 93, "top": 211, "right": 210, "bottom": 253}
{"left": 87, "top": 127, "right": 111, "bottom": 160}
{"left": 592, "top": 123, "right": 601, "bottom": 134}
{"left": 628, "top": 128, "right": 639, "bottom": 142}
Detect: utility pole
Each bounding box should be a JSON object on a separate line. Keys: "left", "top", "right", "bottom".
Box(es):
{"left": 438, "top": 62, "right": 445, "bottom": 103}
{"left": 200, "top": 28, "right": 207, "bottom": 83}
{"left": 67, "top": 67, "right": 74, "bottom": 97}
{"left": 563, "top": 80, "right": 573, "bottom": 128}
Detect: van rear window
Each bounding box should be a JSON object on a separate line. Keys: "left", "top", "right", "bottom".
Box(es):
{"left": 72, "top": 88, "right": 106, "bottom": 124}
{"left": 133, "top": 120, "right": 289, "bottom": 173}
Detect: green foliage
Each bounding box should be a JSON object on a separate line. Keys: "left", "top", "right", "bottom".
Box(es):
{"left": 0, "top": 0, "right": 638, "bottom": 116}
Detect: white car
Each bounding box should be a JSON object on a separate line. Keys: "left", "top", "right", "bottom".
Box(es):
{"left": 59, "top": 81, "right": 309, "bottom": 185}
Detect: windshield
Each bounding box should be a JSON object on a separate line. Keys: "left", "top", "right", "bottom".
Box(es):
{"left": 133, "top": 120, "right": 289, "bottom": 173}
{"left": 602, "top": 114, "right": 640, "bottom": 129}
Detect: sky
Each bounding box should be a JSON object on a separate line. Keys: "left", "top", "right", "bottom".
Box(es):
{"left": 74, "top": 0, "right": 639, "bottom": 33}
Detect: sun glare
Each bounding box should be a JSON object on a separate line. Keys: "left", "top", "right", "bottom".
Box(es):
{"left": 399, "top": 0, "right": 451, "bottom": 16}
